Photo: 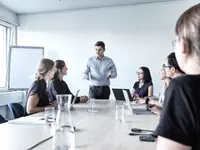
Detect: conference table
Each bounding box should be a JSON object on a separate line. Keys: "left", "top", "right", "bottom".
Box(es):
{"left": 0, "top": 100, "right": 159, "bottom": 150}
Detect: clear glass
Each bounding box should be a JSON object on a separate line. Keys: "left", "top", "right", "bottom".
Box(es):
{"left": 116, "top": 104, "right": 124, "bottom": 123}
{"left": 53, "top": 110, "right": 75, "bottom": 150}
{"left": 87, "top": 98, "right": 98, "bottom": 113}
{"left": 56, "top": 94, "right": 72, "bottom": 111}
{"left": 45, "top": 107, "right": 55, "bottom": 124}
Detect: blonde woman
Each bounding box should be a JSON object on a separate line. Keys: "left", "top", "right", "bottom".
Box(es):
{"left": 26, "top": 58, "right": 56, "bottom": 114}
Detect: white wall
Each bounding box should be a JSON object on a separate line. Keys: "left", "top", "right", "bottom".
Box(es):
{"left": 0, "top": 4, "right": 18, "bottom": 25}
{"left": 17, "top": 0, "right": 198, "bottom": 97}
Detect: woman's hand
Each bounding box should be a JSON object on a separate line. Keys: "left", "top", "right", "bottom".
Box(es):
{"left": 150, "top": 106, "right": 162, "bottom": 115}
{"left": 50, "top": 101, "right": 58, "bottom": 109}
{"left": 133, "top": 94, "right": 139, "bottom": 100}
{"left": 80, "top": 96, "right": 89, "bottom": 103}
{"left": 147, "top": 104, "right": 156, "bottom": 109}
{"left": 135, "top": 98, "right": 146, "bottom": 104}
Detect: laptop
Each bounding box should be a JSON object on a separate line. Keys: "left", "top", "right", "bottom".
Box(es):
{"left": 122, "top": 90, "right": 154, "bottom": 115}
{"left": 112, "top": 88, "right": 133, "bottom": 101}
{"left": 69, "top": 90, "right": 80, "bottom": 110}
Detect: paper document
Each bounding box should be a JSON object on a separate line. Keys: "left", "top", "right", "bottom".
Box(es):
{"left": 8, "top": 117, "right": 45, "bottom": 125}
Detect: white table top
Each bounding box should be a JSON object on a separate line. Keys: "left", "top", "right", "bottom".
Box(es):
{"left": 0, "top": 100, "right": 159, "bottom": 150}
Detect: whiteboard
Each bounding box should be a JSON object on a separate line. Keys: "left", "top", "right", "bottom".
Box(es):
{"left": 8, "top": 46, "right": 44, "bottom": 90}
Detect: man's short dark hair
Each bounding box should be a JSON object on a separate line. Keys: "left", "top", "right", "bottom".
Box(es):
{"left": 175, "top": 3, "right": 200, "bottom": 55}
{"left": 95, "top": 41, "right": 105, "bottom": 49}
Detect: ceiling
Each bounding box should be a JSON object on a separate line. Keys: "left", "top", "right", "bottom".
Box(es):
{"left": 0, "top": 0, "right": 181, "bottom": 14}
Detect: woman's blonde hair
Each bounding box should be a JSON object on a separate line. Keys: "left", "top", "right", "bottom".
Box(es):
{"left": 175, "top": 4, "right": 200, "bottom": 55}
{"left": 35, "top": 58, "right": 54, "bottom": 80}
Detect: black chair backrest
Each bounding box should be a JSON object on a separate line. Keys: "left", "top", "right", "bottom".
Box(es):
{"left": 0, "top": 114, "right": 6, "bottom": 124}
{"left": 8, "top": 103, "right": 25, "bottom": 119}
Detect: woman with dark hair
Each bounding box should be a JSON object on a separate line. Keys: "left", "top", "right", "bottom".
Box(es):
{"left": 48, "top": 60, "right": 88, "bottom": 103}
{"left": 132, "top": 66, "right": 153, "bottom": 100}
{"left": 149, "top": 52, "right": 184, "bottom": 114}
{"left": 26, "top": 58, "right": 57, "bottom": 115}
{"left": 156, "top": 4, "right": 200, "bottom": 150}
{"left": 162, "top": 52, "right": 184, "bottom": 79}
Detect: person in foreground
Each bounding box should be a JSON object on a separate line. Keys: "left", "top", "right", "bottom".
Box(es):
{"left": 156, "top": 3, "right": 200, "bottom": 150}
{"left": 132, "top": 67, "right": 153, "bottom": 102}
{"left": 83, "top": 41, "right": 117, "bottom": 99}
{"left": 26, "top": 59, "right": 57, "bottom": 115}
{"left": 48, "top": 60, "right": 88, "bottom": 103}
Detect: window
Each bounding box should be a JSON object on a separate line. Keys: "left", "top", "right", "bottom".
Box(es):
{"left": 0, "top": 23, "right": 16, "bottom": 88}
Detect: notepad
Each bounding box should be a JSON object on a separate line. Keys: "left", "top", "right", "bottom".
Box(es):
{"left": 8, "top": 117, "right": 45, "bottom": 125}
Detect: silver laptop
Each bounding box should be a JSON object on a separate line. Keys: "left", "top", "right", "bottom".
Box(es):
{"left": 69, "top": 90, "right": 80, "bottom": 110}
{"left": 122, "top": 90, "right": 154, "bottom": 115}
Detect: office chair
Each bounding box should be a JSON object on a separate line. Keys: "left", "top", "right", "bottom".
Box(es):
{"left": 8, "top": 103, "right": 25, "bottom": 119}
{"left": 0, "top": 114, "right": 7, "bottom": 124}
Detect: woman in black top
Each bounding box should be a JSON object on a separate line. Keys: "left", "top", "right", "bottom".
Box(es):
{"left": 26, "top": 58, "right": 56, "bottom": 114}
{"left": 156, "top": 4, "right": 200, "bottom": 150}
{"left": 48, "top": 60, "right": 88, "bottom": 103}
{"left": 132, "top": 67, "right": 153, "bottom": 101}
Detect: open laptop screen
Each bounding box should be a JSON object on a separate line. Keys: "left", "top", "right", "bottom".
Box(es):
{"left": 69, "top": 90, "right": 80, "bottom": 109}
{"left": 112, "top": 88, "right": 133, "bottom": 101}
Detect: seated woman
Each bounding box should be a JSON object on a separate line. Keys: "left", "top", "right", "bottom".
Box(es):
{"left": 147, "top": 67, "right": 171, "bottom": 114}
{"left": 150, "top": 52, "right": 184, "bottom": 115}
{"left": 132, "top": 66, "right": 153, "bottom": 101}
{"left": 48, "top": 60, "right": 88, "bottom": 103}
{"left": 26, "top": 58, "right": 56, "bottom": 115}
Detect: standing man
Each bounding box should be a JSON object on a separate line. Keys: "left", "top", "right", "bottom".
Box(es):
{"left": 83, "top": 41, "right": 117, "bottom": 99}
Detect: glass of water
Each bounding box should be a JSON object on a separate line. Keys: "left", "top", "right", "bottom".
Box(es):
{"left": 56, "top": 94, "right": 72, "bottom": 111}
{"left": 45, "top": 107, "right": 55, "bottom": 124}
{"left": 87, "top": 98, "right": 98, "bottom": 113}
{"left": 116, "top": 104, "right": 124, "bottom": 123}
